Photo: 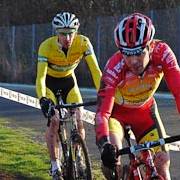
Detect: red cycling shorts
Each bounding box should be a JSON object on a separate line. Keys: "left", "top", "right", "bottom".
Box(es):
{"left": 110, "top": 98, "right": 167, "bottom": 143}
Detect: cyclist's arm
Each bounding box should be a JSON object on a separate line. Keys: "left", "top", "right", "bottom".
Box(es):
{"left": 36, "top": 61, "right": 48, "bottom": 98}
{"left": 95, "top": 81, "right": 115, "bottom": 141}
{"left": 160, "top": 43, "right": 180, "bottom": 113}
{"left": 83, "top": 38, "right": 102, "bottom": 91}
{"left": 95, "top": 54, "right": 122, "bottom": 143}
{"left": 85, "top": 55, "right": 102, "bottom": 91}
{"left": 36, "top": 41, "right": 49, "bottom": 99}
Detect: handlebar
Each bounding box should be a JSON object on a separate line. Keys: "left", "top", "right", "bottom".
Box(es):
{"left": 47, "top": 101, "right": 97, "bottom": 118}
{"left": 56, "top": 101, "right": 97, "bottom": 109}
{"left": 117, "top": 135, "right": 180, "bottom": 156}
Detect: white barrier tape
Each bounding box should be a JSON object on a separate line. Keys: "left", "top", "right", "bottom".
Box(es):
{"left": 1, "top": 86, "right": 180, "bottom": 151}
{"left": 82, "top": 109, "right": 95, "bottom": 125}
{"left": 0, "top": 87, "right": 41, "bottom": 109}
{"left": 168, "top": 142, "right": 180, "bottom": 151}
{"left": 0, "top": 86, "right": 94, "bottom": 125}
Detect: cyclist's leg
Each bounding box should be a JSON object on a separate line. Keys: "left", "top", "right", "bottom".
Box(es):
{"left": 111, "top": 98, "right": 170, "bottom": 179}
{"left": 101, "top": 117, "right": 125, "bottom": 179}
{"left": 138, "top": 128, "right": 170, "bottom": 180}
{"left": 151, "top": 100, "right": 170, "bottom": 180}
{"left": 45, "top": 87, "right": 62, "bottom": 175}
{"left": 109, "top": 117, "right": 124, "bottom": 163}
{"left": 66, "top": 74, "right": 90, "bottom": 176}
{"left": 154, "top": 151, "right": 170, "bottom": 180}
{"left": 66, "top": 73, "right": 84, "bottom": 139}
{"left": 45, "top": 75, "right": 81, "bottom": 178}
{"left": 137, "top": 100, "right": 171, "bottom": 180}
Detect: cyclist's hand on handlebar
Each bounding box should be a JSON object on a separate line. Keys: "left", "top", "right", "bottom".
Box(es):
{"left": 50, "top": 108, "right": 59, "bottom": 121}
{"left": 39, "top": 97, "right": 53, "bottom": 118}
{"left": 101, "top": 143, "right": 118, "bottom": 169}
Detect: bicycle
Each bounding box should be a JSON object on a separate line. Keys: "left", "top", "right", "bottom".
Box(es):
{"left": 112, "top": 125, "right": 180, "bottom": 180}
{"left": 47, "top": 91, "right": 96, "bottom": 180}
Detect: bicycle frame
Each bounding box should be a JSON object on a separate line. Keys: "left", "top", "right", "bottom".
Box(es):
{"left": 119, "top": 126, "right": 175, "bottom": 180}
{"left": 48, "top": 90, "right": 96, "bottom": 179}
{"left": 58, "top": 111, "right": 71, "bottom": 173}
{"left": 126, "top": 149, "right": 160, "bottom": 179}
{"left": 123, "top": 126, "right": 143, "bottom": 180}
{"left": 56, "top": 93, "right": 80, "bottom": 178}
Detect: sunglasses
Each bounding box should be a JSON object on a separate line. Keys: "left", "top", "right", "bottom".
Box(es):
{"left": 56, "top": 28, "right": 77, "bottom": 35}
{"left": 122, "top": 46, "right": 149, "bottom": 57}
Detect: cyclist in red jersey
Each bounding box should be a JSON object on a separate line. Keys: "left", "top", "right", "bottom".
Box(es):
{"left": 95, "top": 13, "right": 180, "bottom": 180}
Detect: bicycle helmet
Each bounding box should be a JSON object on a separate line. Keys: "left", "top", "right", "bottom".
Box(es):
{"left": 114, "top": 13, "right": 155, "bottom": 56}
{"left": 52, "top": 12, "right": 80, "bottom": 31}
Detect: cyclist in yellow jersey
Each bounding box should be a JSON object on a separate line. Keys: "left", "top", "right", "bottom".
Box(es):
{"left": 36, "top": 12, "right": 102, "bottom": 178}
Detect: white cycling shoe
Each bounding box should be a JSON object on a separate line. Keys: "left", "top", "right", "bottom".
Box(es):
{"left": 50, "top": 167, "right": 63, "bottom": 180}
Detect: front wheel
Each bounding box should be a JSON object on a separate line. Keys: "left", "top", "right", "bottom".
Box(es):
{"left": 68, "top": 133, "right": 92, "bottom": 180}
{"left": 121, "top": 164, "right": 130, "bottom": 180}
{"left": 151, "top": 175, "right": 164, "bottom": 180}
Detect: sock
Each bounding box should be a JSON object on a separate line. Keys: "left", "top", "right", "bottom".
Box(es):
{"left": 51, "top": 159, "right": 61, "bottom": 172}
{"left": 59, "top": 143, "right": 63, "bottom": 160}
{"left": 77, "top": 146, "right": 82, "bottom": 157}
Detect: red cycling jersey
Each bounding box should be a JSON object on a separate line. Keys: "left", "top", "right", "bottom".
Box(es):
{"left": 95, "top": 40, "right": 180, "bottom": 140}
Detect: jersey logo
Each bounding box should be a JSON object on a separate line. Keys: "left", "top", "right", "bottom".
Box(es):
{"left": 49, "top": 63, "right": 78, "bottom": 72}
{"left": 114, "top": 60, "right": 125, "bottom": 73}
{"left": 106, "top": 68, "right": 118, "bottom": 79}
{"left": 161, "top": 47, "right": 177, "bottom": 69}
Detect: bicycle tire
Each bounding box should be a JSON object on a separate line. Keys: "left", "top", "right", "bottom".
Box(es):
{"left": 121, "top": 164, "right": 145, "bottom": 180}
{"left": 151, "top": 175, "right": 164, "bottom": 180}
{"left": 67, "top": 133, "right": 92, "bottom": 180}
{"left": 121, "top": 164, "right": 129, "bottom": 180}
{"left": 103, "top": 164, "right": 130, "bottom": 180}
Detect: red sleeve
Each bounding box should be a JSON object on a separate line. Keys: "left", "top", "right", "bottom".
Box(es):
{"left": 95, "top": 84, "right": 116, "bottom": 140}
{"left": 95, "top": 52, "right": 125, "bottom": 140}
{"left": 158, "top": 43, "right": 180, "bottom": 113}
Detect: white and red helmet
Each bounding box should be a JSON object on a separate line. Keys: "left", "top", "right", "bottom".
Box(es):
{"left": 114, "top": 13, "right": 155, "bottom": 56}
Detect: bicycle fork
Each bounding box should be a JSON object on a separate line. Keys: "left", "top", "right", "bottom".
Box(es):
{"left": 69, "top": 130, "right": 81, "bottom": 179}
{"left": 128, "top": 156, "right": 143, "bottom": 180}
{"left": 58, "top": 121, "right": 69, "bottom": 178}
{"left": 140, "top": 150, "right": 159, "bottom": 179}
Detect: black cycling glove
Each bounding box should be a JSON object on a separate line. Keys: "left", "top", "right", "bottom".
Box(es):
{"left": 101, "top": 143, "right": 118, "bottom": 169}
{"left": 39, "top": 97, "right": 53, "bottom": 118}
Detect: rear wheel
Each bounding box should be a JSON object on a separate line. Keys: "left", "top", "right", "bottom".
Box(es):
{"left": 68, "top": 134, "right": 92, "bottom": 180}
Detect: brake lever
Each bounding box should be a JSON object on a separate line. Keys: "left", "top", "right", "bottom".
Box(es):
{"left": 47, "top": 104, "right": 55, "bottom": 119}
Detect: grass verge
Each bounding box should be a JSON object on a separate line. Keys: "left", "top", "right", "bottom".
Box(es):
{"left": 0, "top": 118, "right": 105, "bottom": 180}
{"left": 0, "top": 119, "right": 50, "bottom": 180}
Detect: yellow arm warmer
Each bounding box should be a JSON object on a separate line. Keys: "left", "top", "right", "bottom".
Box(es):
{"left": 36, "top": 62, "right": 48, "bottom": 98}
{"left": 85, "top": 54, "right": 102, "bottom": 91}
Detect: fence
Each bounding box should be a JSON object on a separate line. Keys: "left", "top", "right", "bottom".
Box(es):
{"left": 0, "top": 7, "right": 180, "bottom": 90}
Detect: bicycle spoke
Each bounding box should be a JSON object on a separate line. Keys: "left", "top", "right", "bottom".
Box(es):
{"left": 68, "top": 134, "right": 92, "bottom": 180}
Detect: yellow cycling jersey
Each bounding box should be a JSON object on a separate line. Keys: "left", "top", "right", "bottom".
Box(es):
{"left": 36, "top": 34, "right": 102, "bottom": 98}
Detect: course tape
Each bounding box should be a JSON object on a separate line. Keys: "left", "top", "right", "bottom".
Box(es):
{"left": 0, "top": 86, "right": 95, "bottom": 125}
{"left": 1, "top": 86, "right": 180, "bottom": 151}
{"left": 0, "top": 86, "right": 41, "bottom": 109}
